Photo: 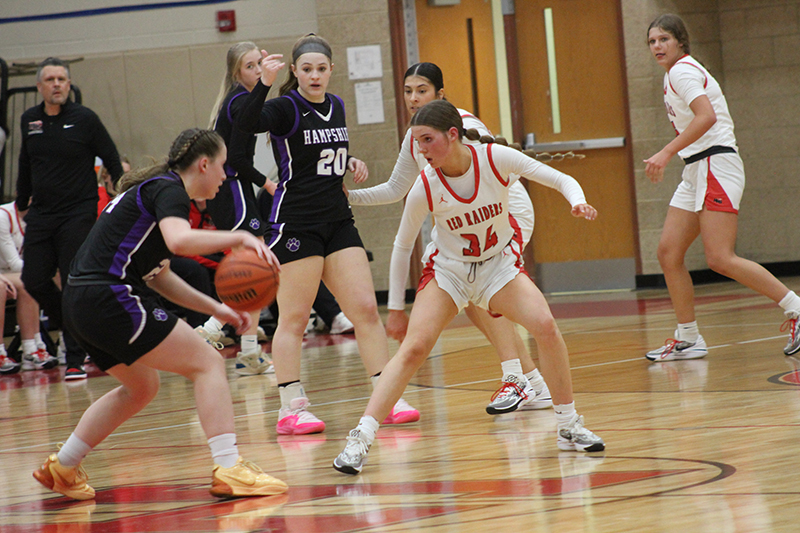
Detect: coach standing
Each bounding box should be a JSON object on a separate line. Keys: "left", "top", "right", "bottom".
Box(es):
{"left": 16, "top": 57, "right": 122, "bottom": 380}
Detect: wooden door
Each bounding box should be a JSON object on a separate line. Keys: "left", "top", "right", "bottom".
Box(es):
{"left": 414, "top": 0, "right": 500, "bottom": 134}
{"left": 412, "top": 0, "right": 638, "bottom": 292}
{"left": 515, "top": 0, "right": 639, "bottom": 291}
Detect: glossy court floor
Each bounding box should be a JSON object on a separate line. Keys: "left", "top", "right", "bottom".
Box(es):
{"left": 2, "top": 278, "right": 800, "bottom": 532}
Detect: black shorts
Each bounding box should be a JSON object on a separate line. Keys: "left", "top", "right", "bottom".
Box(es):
{"left": 63, "top": 283, "right": 179, "bottom": 371}
{"left": 267, "top": 217, "right": 364, "bottom": 265}
{"left": 206, "top": 178, "right": 265, "bottom": 236}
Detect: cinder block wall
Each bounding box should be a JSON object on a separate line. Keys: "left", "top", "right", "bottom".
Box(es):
{"left": 3, "top": 1, "right": 799, "bottom": 287}
{"left": 1, "top": 0, "right": 402, "bottom": 291}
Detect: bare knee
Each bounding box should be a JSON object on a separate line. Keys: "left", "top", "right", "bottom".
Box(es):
{"left": 657, "top": 242, "right": 684, "bottom": 271}
{"left": 398, "top": 338, "right": 432, "bottom": 369}
{"left": 183, "top": 348, "right": 226, "bottom": 382}
{"left": 343, "top": 296, "right": 380, "bottom": 327}
{"left": 124, "top": 372, "right": 160, "bottom": 408}
{"left": 705, "top": 251, "right": 735, "bottom": 278}
{"left": 276, "top": 313, "right": 310, "bottom": 338}
{"left": 528, "top": 315, "right": 561, "bottom": 344}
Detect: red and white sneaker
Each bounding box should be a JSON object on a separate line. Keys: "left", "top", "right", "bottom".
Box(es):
{"left": 382, "top": 398, "right": 420, "bottom": 425}
{"left": 276, "top": 397, "right": 326, "bottom": 435}
{"left": 22, "top": 348, "right": 58, "bottom": 371}
{"left": 0, "top": 353, "right": 21, "bottom": 375}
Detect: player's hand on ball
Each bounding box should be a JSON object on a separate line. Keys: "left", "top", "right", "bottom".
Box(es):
{"left": 386, "top": 310, "right": 409, "bottom": 342}
{"left": 237, "top": 232, "right": 280, "bottom": 270}
{"left": 571, "top": 203, "right": 597, "bottom": 221}
{"left": 215, "top": 304, "right": 253, "bottom": 335}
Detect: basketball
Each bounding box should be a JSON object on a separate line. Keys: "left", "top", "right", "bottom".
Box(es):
{"left": 215, "top": 248, "right": 279, "bottom": 312}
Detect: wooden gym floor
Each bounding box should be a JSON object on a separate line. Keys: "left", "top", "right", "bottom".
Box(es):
{"left": 2, "top": 278, "right": 800, "bottom": 532}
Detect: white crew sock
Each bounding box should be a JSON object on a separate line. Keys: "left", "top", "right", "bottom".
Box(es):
{"left": 500, "top": 358, "right": 524, "bottom": 379}
{"left": 34, "top": 332, "right": 46, "bottom": 349}
{"left": 240, "top": 334, "right": 258, "bottom": 354}
{"left": 278, "top": 382, "right": 306, "bottom": 409}
{"left": 204, "top": 317, "right": 224, "bottom": 334}
{"left": 676, "top": 321, "right": 699, "bottom": 343}
{"left": 779, "top": 291, "right": 800, "bottom": 318}
{"left": 22, "top": 339, "right": 37, "bottom": 356}
{"left": 57, "top": 434, "right": 93, "bottom": 467}
{"left": 525, "top": 368, "right": 546, "bottom": 392}
{"left": 355, "top": 415, "right": 379, "bottom": 445}
{"left": 208, "top": 433, "right": 239, "bottom": 468}
{"left": 554, "top": 401, "right": 578, "bottom": 430}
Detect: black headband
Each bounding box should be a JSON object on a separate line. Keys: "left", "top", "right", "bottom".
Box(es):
{"left": 293, "top": 42, "right": 331, "bottom": 63}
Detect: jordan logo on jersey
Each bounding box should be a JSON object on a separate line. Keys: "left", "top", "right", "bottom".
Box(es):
{"left": 303, "top": 127, "right": 349, "bottom": 145}
{"left": 438, "top": 194, "right": 448, "bottom": 205}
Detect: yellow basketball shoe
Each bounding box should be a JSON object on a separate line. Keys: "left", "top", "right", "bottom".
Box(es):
{"left": 33, "top": 454, "right": 95, "bottom": 500}
{"left": 210, "top": 457, "right": 288, "bottom": 498}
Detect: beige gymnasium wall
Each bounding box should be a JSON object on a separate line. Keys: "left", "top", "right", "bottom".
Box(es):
{"left": 3, "top": 1, "right": 798, "bottom": 290}
{"left": 622, "top": 0, "right": 800, "bottom": 276}
{"left": 2, "top": 0, "right": 402, "bottom": 291}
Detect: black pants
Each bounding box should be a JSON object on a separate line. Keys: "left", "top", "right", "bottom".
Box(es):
{"left": 22, "top": 211, "right": 94, "bottom": 369}
{"left": 165, "top": 256, "right": 216, "bottom": 328}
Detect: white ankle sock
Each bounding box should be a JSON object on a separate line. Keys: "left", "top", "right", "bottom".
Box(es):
{"left": 779, "top": 291, "right": 800, "bottom": 318}
{"left": 554, "top": 402, "right": 577, "bottom": 430}
{"left": 525, "top": 368, "right": 546, "bottom": 391}
{"left": 208, "top": 433, "right": 239, "bottom": 468}
{"left": 356, "top": 415, "right": 379, "bottom": 445}
{"left": 22, "top": 339, "right": 37, "bottom": 356}
{"left": 58, "top": 434, "right": 93, "bottom": 467}
{"left": 500, "top": 359, "right": 524, "bottom": 378}
{"left": 204, "top": 317, "right": 224, "bottom": 334}
{"left": 677, "top": 321, "right": 699, "bottom": 343}
{"left": 279, "top": 382, "right": 306, "bottom": 409}
{"left": 240, "top": 335, "right": 258, "bottom": 354}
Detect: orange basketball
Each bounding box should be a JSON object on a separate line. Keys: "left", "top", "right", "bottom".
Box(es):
{"left": 215, "top": 248, "right": 279, "bottom": 312}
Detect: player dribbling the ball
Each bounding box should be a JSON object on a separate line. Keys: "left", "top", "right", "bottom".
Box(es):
{"left": 33, "top": 128, "right": 287, "bottom": 500}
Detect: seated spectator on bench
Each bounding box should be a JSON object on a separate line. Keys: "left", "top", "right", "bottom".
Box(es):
{"left": 0, "top": 201, "right": 57, "bottom": 374}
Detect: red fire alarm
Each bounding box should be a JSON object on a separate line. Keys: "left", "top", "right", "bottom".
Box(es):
{"left": 216, "top": 10, "right": 236, "bottom": 32}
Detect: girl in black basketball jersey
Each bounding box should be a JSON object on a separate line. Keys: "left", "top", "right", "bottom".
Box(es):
{"left": 198, "top": 42, "right": 355, "bottom": 373}
{"left": 32, "top": 129, "right": 287, "bottom": 500}
{"left": 195, "top": 42, "right": 275, "bottom": 376}
{"left": 230, "top": 35, "right": 419, "bottom": 435}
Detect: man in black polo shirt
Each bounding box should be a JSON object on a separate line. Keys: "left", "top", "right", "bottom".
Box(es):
{"left": 16, "top": 57, "right": 122, "bottom": 380}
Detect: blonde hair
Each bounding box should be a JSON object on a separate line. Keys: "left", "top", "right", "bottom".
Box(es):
{"left": 208, "top": 42, "right": 259, "bottom": 128}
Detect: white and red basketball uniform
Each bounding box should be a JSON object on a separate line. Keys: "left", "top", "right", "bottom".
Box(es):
{"left": 0, "top": 201, "right": 25, "bottom": 273}
{"left": 664, "top": 54, "right": 743, "bottom": 213}
{"left": 388, "top": 144, "right": 584, "bottom": 312}
{"left": 348, "top": 108, "right": 535, "bottom": 243}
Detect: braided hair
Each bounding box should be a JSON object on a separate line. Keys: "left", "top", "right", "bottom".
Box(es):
{"left": 412, "top": 100, "right": 581, "bottom": 162}
{"left": 118, "top": 129, "right": 224, "bottom": 193}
